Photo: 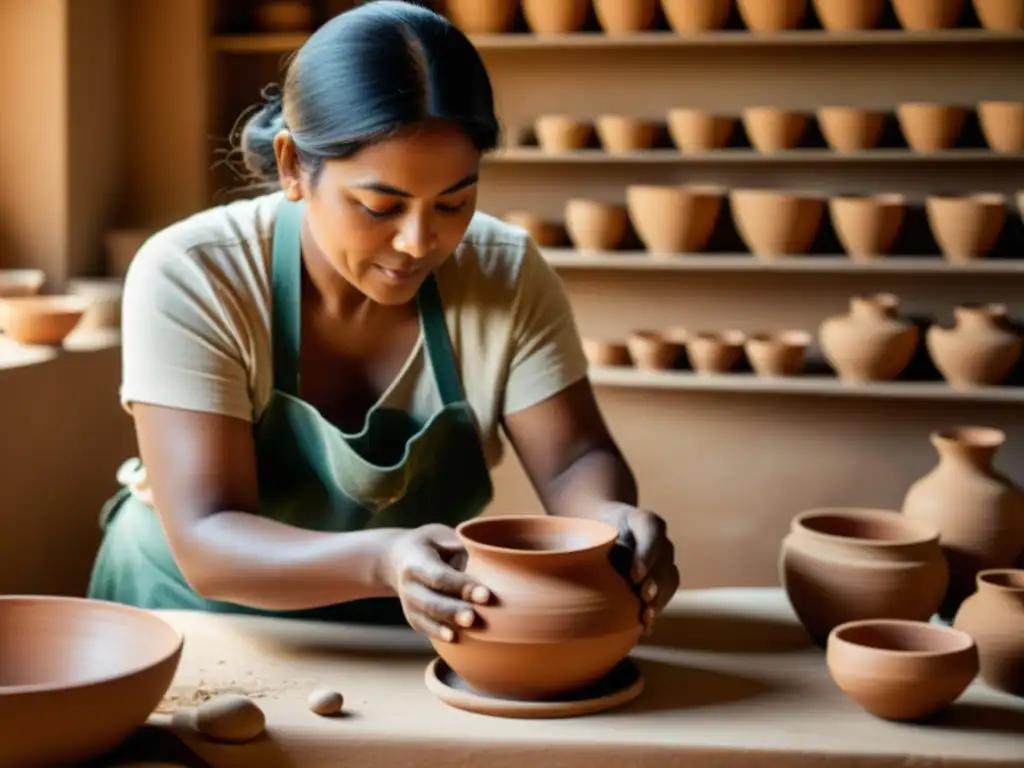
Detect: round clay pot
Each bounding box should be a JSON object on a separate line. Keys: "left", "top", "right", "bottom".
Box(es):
{"left": 432, "top": 515, "right": 643, "bottom": 700}
{"left": 953, "top": 569, "right": 1024, "bottom": 696}
{"left": 105, "top": 229, "right": 154, "bottom": 278}
{"left": 729, "top": 189, "right": 825, "bottom": 259}
{"left": 779, "top": 508, "right": 949, "bottom": 646}
{"left": 743, "top": 330, "right": 811, "bottom": 376}
{"left": 973, "top": 0, "right": 1024, "bottom": 29}
{"left": 522, "top": 0, "right": 590, "bottom": 33}
{"left": 625, "top": 185, "right": 725, "bottom": 255}
{"left": 596, "top": 115, "right": 658, "bottom": 153}
{"left": 565, "top": 200, "right": 629, "bottom": 251}
{"left": 828, "top": 194, "right": 906, "bottom": 260}
{"left": 0, "top": 595, "right": 183, "bottom": 766}
{"left": 826, "top": 620, "right": 978, "bottom": 721}
{"left": 741, "top": 107, "right": 808, "bottom": 152}
{"left": 818, "top": 293, "right": 919, "bottom": 382}
{"left": 0, "top": 296, "right": 90, "bottom": 345}
{"left": 444, "top": 0, "right": 518, "bottom": 34}
{"left": 583, "top": 338, "right": 632, "bottom": 366}
{"left": 666, "top": 108, "right": 736, "bottom": 152}
{"left": 627, "top": 330, "right": 683, "bottom": 370}
{"left": 253, "top": 0, "right": 313, "bottom": 32}
{"left": 978, "top": 100, "right": 1024, "bottom": 153}
{"left": 535, "top": 115, "right": 592, "bottom": 153}
{"left": 925, "top": 193, "right": 1006, "bottom": 262}
{"left": 816, "top": 107, "right": 886, "bottom": 153}
{"left": 896, "top": 103, "right": 967, "bottom": 151}
{"left": 892, "top": 0, "right": 966, "bottom": 28}
{"left": 926, "top": 304, "right": 1023, "bottom": 388}
{"left": 66, "top": 278, "right": 124, "bottom": 330}
{"left": 502, "top": 211, "right": 567, "bottom": 247}
{"left": 594, "top": 0, "right": 659, "bottom": 32}
{"left": 811, "top": 0, "right": 885, "bottom": 30}
{"left": 903, "top": 427, "right": 1024, "bottom": 620}
{"left": 736, "top": 0, "right": 808, "bottom": 30}
{"left": 661, "top": 0, "right": 733, "bottom": 32}
{"left": 0, "top": 269, "right": 45, "bottom": 298}
{"left": 686, "top": 330, "right": 746, "bottom": 373}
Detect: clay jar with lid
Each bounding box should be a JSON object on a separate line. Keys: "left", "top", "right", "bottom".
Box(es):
{"left": 819, "top": 293, "right": 919, "bottom": 382}
{"left": 779, "top": 508, "right": 948, "bottom": 646}
{"left": 953, "top": 569, "right": 1024, "bottom": 695}
{"left": 432, "top": 515, "right": 643, "bottom": 700}
{"left": 926, "top": 304, "right": 1023, "bottom": 388}
{"left": 902, "top": 427, "right": 1024, "bottom": 620}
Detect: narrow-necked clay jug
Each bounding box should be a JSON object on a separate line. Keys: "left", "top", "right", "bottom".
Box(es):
{"left": 903, "top": 427, "right": 1024, "bottom": 620}
{"left": 819, "top": 293, "right": 919, "bottom": 382}
{"left": 926, "top": 304, "right": 1023, "bottom": 388}
{"left": 431, "top": 515, "right": 643, "bottom": 700}
{"left": 953, "top": 569, "right": 1024, "bottom": 695}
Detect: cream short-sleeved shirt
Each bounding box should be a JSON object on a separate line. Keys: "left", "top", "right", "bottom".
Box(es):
{"left": 119, "top": 191, "right": 589, "bottom": 468}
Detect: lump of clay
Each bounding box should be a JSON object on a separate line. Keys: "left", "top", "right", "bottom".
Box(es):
{"left": 307, "top": 688, "right": 344, "bottom": 716}
{"left": 196, "top": 694, "right": 266, "bottom": 743}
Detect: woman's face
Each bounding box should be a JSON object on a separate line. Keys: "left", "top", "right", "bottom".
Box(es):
{"left": 283, "top": 121, "right": 481, "bottom": 307}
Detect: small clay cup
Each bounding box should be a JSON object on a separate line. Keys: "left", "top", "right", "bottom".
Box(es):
{"left": 627, "top": 330, "right": 683, "bottom": 370}
{"left": 978, "top": 101, "right": 1024, "bottom": 154}
{"left": 594, "top": 0, "right": 659, "bottom": 33}
{"left": 661, "top": 0, "right": 732, "bottom": 32}
{"left": 892, "top": 0, "right": 966, "bottom": 29}
{"left": 737, "top": 0, "right": 808, "bottom": 30}
{"left": 741, "top": 107, "right": 808, "bottom": 153}
{"left": 816, "top": 107, "right": 886, "bottom": 153}
{"left": 744, "top": 331, "right": 811, "bottom": 376}
{"left": 812, "top": 0, "right": 886, "bottom": 30}
{"left": 973, "top": 0, "right": 1024, "bottom": 30}
{"left": 729, "top": 189, "right": 825, "bottom": 259}
{"left": 686, "top": 330, "right": 745, "bottom": 373}
{"left": 444, "top": 0, "right": 518, "bottom": 33}
{"left": 583, "top": 338, "right": 632, "bottom": 367}
{"left": 828, "top": 194, "right": 906, "bottom": 260}
{"left": 522, "top": 0, "right": 590, "bottom": 33}
{"left": 925, "top": 194, "right": 1006, "bottom": 263}
{"left": 666, "top": 108, "right": 736, "bottom": 152}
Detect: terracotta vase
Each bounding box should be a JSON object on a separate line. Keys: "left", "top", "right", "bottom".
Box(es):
{"left": 973, "top": 0, "right": 1024, "bottom": 30}
{"left": 627, "top": 330, "right": 683, "bottom": 370}
{"left": 661, "top": 0, "right": 733, "bottom": 32}
{"left": 729, "top": 189, "right": 825, "bottom": 259}
{"left": 892, "top": 0, "right": 966, "bottom": 29}
{"left": 812, "top": 0, "right": 886, "bottom": 30}
{"left": 596, "top": 115, "right": 658, "bottom": 153}
{"left": 779, "top": 508, "right": 949, "bottom": 646}
{"left": 432, "top": 516, "right": 643, "bottom": 699}
{"left": 828, "top": 194, "right": 906, "bottom": 260}
{"left": 903, "top": 427, "right": 1024, "bottom": 620}
{"left": 896, "top": 103, "right": 967, "bottom": 152}
{"left": 818, "top": 293, "right": 919, "bottom": 382}
{"left": 626, "top": 185, "right": 724, "bottom": 254}
{"left": 816, "top": 107, "right": 886, "bottom": 153}
{"left": 522, "top": 0, "right": 590, "bottom": 33}
{"left": 926, "top": 304, "right": 1023, "bottom": 388}
{"left": 743, "top": 330, "right": 810, "bottom": 376}
{"left": 953, "top": 568, "right": 1024, "bottom": 695}
{"left": 737, "top": 0, "right": 808, "bottom": 31}
{"left": 565, "top": 200, "right": 628, "bottom": 251}
{"left": 594, "top": 0, "right": 659, "bottom": 32}
{"left": 925, "top": 194, "right": 1006, "bottom": 263}
{"left": 742, "top": 107, "right": 808, "bottom": 152}
{"left": 978, "top": 101, "right": 1024, "bottom": 154}
{"left": 666, "top": 109, "right": 736, "bottom": 152}
{"left": 444, "top": 0, "right": 518, "bottom": 34}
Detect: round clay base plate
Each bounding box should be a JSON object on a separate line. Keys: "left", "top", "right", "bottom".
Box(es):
{"left": 424, "top": 657, "right": 643, "bottom": 719}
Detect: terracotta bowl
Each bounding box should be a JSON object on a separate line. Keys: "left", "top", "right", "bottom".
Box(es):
{"left": 0, "top": 268, "right": 46, "bottom": 298}
{"left": 0, "top": 596, "right": 184, "bottom": 766}
{"left": 812, "top": 0, "right": 885, "bottom": 30}
{"left": 626, "top": 185, "right": 725, "bottom": 255}
{"left": 686, "top": 330, "right": 746, "bottom": 373}
{"left": 253, "top": 0, "right": 314, "bottom": 32}
{"left": 535, "top": 115, "right": 592, "bottom": 153}
{"left": 105, "top": 229, "right": 154, "bottom": 278}
{"left": 741, "top": 107, "right": 808, "bottom": 152}
{"left": 744, "top": 330, "right": 811, "bottom": 376}
{"left": 925, "top": 193, "right": 1007, "bottom": 263}
{"left": 66, "top": 278, "right": 125, "bottom": 330}
{"left": 827, "top": 619, "right": 978, "bottom": 721}
{"left": 666, "top": 108, "right": 735, "bottom": 152}
{"left": 828, "top": 194, "right": 907, "bottom": 260}
{"left": 522, "top": 0, "right": 590, "bottom": 33}
{"left": 596, "top": 115, "right": 658, "bottom": 153}
{"left": 626, "top": 330, "right": 683, "bottom": 370}
{"left": 501, "top": 211, "right": 567, "bottom": 247}
{"left": 896, "top": 103, "right": 967, "bottom": 152}
{"left": 0, "top": 296, "right": 90, "bottom": 345}
{"left": 444, "top": 0, "right": 518, "bottom": 33}
{"left": 565, "top": 199, "right": 629, "bottom": 251}
{"left": 978, "top": 101, "right": 1024, "bottom": 154}
{"left": 583, "top": 338, "right": 632, "bottom": 366}
{"left": 892, "top": 0, "right": 966, "bottom": 29}
{"left": 973, "top": 0, "right": 1024, "bottom": 30}
{"left": 737, "top": 0, "right": 808, "bottom": 30}
{"left": 729, "top": 189, "right": 825, "bottom": 259}
{"left": 661, "top": 0, "right": 733, "bottom": 32}
{"left": 594, "top": 0, "right": 658, "bottom": 32}
{"left": 816, "top": 107, "right": 886, "bottom": 153}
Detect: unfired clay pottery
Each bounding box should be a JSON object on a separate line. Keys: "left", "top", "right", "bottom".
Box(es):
{"left": 741, "top": 107, "right": 808, "bottom": 152}
{"left": 953, "top": 568, "right": 1024, "bottom": 696}
{"left": 826, "top": 620, "right": 978, "bottom": 721}
{"left": 535, "top": 115, "right": 592, "bottom": 152}
{"left": 896, "top": 103, "right": 967, "bottom": 152}
{"left": 583, "top": 338, "right": 632, "bottom": 366}
{"left": 594, "top": 0, "right": 658, "bottom": 32}
{"left": 444, "top": 0, "right": 518, "bottom": 33}
{"left": 522, "top": 0, "right": 590, "bottom": 33}
{"left": 926, "top": 304, "right": 1023, "bottom": 388}
{"left": 502, "top": 211, "right": 567, "bottom": 247}
{"left": 925, "top": 194, "right": 1006, "bottom": 262}
{"left": 729, "top": 189, "right": 824, "bottom": 259}
{"left": 626, "top": 185, "right": 724, "bottom": 254}
{"left": 779, "top": 508, "right": 949, "bottom": 646}
{"left": 743, "top": 331, "right": 811, "bottom": 376}
{"left": 973, "top": 0, "right": 1024, "bottom": 30}
{"left": 661, "top": 0, "right": 733, "bottom": 32}
{"left": 0, "top": 296, "right": 90, "bottom": 345}
{"left": 596, "top": 115, "right": 658, "bottom": 153}
{"left": 828, "top": 194, "right": 906, "bottom": 260}
{"left": 627, "top": 330, "right": 683, "bottom": 370}
{"left": 892, "top": 0, "right": 966, "bottom": 29}
{"left": 816, "top": 107, "right": 886, "bottom": 153}
{"left": 105, "top": 229, "right": 154, "bottom": 278}
{"left": 0, "top": 269, "right": 45, "bottom": 298}
{"left": 431, "top": 515, "right": 643, "bottom": 700}
{"left": 818, "top": 293, "right": 919, "bottom": 382}
{"left": 737, "top": 0, "right": 808, "bottom": 31}
{"left": 0, "top": 595, "right": 183, "bottom": 766}
{"left": 686, "top": 330, "right": 746, "bottom": 373}
{"left": 978, "top": 101, "right": 1024, "bottom": 153}
{"left": 66, "top": 278, "right": 124, "bottom": 330}
{"left": 565, "top": 200, "right": 628, "bottom": 251}
{"left": 903, "top": 427, "right": 1024, "bottom": 620}
{"left": 666, "top": 109, "right": 736, "bottom": 152}
{"left": 812, "top": 0, "right": 885, "bottom": 30}
{"left": 253, "top": 0, "right": 313, "bottom": 32}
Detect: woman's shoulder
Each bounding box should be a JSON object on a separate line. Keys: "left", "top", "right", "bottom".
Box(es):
{"left": 442, "top": 210, "right": 545, "bottom": 297}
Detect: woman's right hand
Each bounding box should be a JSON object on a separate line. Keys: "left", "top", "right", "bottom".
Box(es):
{"left": 383, "top": 524, "right": 491, "bottom": 642}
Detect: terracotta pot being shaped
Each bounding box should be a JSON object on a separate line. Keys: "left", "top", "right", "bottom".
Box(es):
{"left": 953, "top": 569, "right": 1024, "bottom": 695}
{"left": 596, "top": 115, "right": 658, "bottom": 153}
{"left": 522, "top": 0, "right": 590, "bottom": 33}
{"left": 892, "top": 0, "right": 966, "bottom": 29}
{"left": 666, "top": 109, "right": 736, "bottom": 152}
{"left": 661, "top": 0, "right": 733, "bottom": 32}
{"left": 779, "top": 508, "right": 949, "bottom": 646}
{"left": 828, "top": 194, "right": 906, "bottom": 260}
{"left": 925, "top": 194, "right": 1006, "bottom": 263}
{"left": 737, "top": 0, "right": 808, "bottom": 30}
{"left": 743, "top": 330, "right": 811, "bottom": 376}
{"left": 973, "top": 0, "right": 1024, "bottom": 30}
{"left": 729, "top": 189, "right": 824, "bottom": 259}
{"left": 978, "top": 101, "right": 1024, "bottom": 153}
{"left": 444, "top": 0, "right": 518, "bottom": 33}
{"left": 816, "top": 107, "right": 886, "bottom": 153}
{"left": 626, "top": 185, "right": 724, "bottom": 254}
{"left": 535, "top": 115, "right": 592, "bottom": 152}
{"left": 896, "top": 103, "right": 967, "bottom": 151}
{"left": 627, "top": 330, "right": 683, "bottom": 370}
{"left": 432, "top": 515, "right": 643, "bottom": 700}
{"left": 826, "top": 620, "right": 978, "bottom": 721}
{"left": 818, "top": 293, "right": 919, "bottom": 382}
{"left": 742, "top": 107, "right": 808, "bottom": 152}
{"left": 812, "top": 0, "right": 886, "bottom": 30}
{"left": 903, "top": 427, "right": 1024, "bottom": 620}
{"left": 926, "top": 304, "right": 1023, "bottom": 388}
{"left": 564, "top": 200, "right": 628, "bottom": 251}
{"left": 595, "top": 0, "right": 659, "bottom": 32}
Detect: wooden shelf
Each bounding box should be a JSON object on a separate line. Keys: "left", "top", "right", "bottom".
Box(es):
{"left": 541, "top": 251, "right": 1024, "bottom": 274}
{"left": 487, "top": 148, "right": 1019, "bottom": 164}
{"left": 588, "top": 366, "right": 1024, "bottom": 403}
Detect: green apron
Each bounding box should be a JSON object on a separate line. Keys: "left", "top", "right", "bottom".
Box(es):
{"left": 87, "top": 199, "right": 494, "bottom": 624}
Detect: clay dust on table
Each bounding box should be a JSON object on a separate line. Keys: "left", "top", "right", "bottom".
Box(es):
{"left": 155, "top": 658, "right": 321, "bottom": 714}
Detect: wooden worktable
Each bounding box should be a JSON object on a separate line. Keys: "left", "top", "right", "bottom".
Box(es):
{"left": 102, "top": 588, "right": 1023, "bottom": 768}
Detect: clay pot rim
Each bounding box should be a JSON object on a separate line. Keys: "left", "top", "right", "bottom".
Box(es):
{"left": 690, "top": 330, "right": 746, "bottom": 345}
{"left": 0, "top": 595, "right": 183, "bottom": 696}
{"left": 829, "top": 193, "right": 907, "bottom": 205}
{"left": 729, "top": 188, "right": 827, "bottom": 201}
{"left": 626, "top": 184, "right": 727, "bottom": 198}
{"left": 793, "top": 507, "right": 941, "bottom": 547}
{"left": 666, "top": 107, "right": 734, "bottom": 119}
{"left": 829, "top": 618, "right": 976, "bottom": 659}
{"left": 455, "top": 514, "right": 620, "bottom": 556}
{"left": 596, "top": 114, "right": 656, "bottom": 125}
{"left": 930, "top": 426, "right": 1006, "bottom": 449}
{"left": 565, "top": 199, "right": 626, "bottom": 210}
{"left": 977, "top": 100, "right": 1024, "bottom": 109}
{"left": 925, "top": 193, "right": 1006, "bottom": 206}
{"left": 896, "top": 101, "right": 969, "bottom": 111}
{"left": 628, "top": 329, "right": 674, "bottom": 343}
{"left": 535, "top": 114, "right": 590, "bottom": 124}
{"left": 816, "top": 106, "right": 887, "bottom": 116}
{"left": 0, "top": 295, "right": 92, "bottom": 314}
{"left": 741, "top": 106, "right": 809, "bottom": 116}
{"left": 745, "top": 330, "right": 812, "bottom": 347}
{"left": 975, "top": 568, "right": 1024, "bottom": 592}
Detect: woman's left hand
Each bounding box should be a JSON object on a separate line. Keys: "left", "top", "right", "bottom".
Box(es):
{"left": 597, "top": 502, "right": 680, "bottom": 635}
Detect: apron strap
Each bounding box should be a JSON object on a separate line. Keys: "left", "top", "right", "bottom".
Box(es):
{"left": 416, "top": 273, "right": 467, "bottom": 407}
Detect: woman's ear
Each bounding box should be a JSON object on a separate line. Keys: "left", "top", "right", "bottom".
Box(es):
{"left": 273, "top": 130, "right": 303, "bottom": 201}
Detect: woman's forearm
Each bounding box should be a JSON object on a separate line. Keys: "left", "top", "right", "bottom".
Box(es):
{"left": 539, "top": 445, "right": 639, "bottom": 519}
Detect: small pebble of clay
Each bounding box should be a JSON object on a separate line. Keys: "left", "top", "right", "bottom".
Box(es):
{"left": 307, "top": 688, "right": 344, "bottom": 716}
{"left": 195, "top": 694, "right": 266, "bottom": 743}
